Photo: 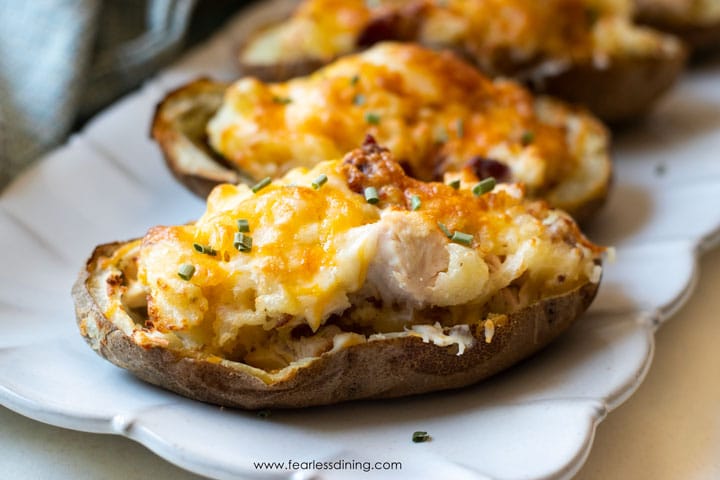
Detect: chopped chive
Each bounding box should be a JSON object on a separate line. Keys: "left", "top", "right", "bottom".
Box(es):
{"left": 271, "top": 96, "right": 292, "bottom": 105}
{"left": 448, "top": 179, "right": 461, "bottom": 190}
{"left": 451, "top": 231, "right": 474, "bottom": 246}
{"left": 350, "top": 74, "right": 360, "bottom": 86}
{"left": 193, "top": 243, "right": 217, "bottom": 256}
{"left": 257, "top": 409, "right": 272, "bottom": 419}
{"left": 178, "top": 264, "right": 195, "bottom": 281}
{"left": 233, "top": 232, "right": 252, "bottom": 252}
{"left": 521, "top": 130, "right": 535, "bottom": 146}
{"left": 456, "top": 118, "right": 465, "bottom": 138}
{"left": 234, "top": 232, "right": 253, "bottom": 252}
{"left": 251, "top": 177, "right": 272, "bottom": 193}
{"left": 365, "top": 112, "right": 381, "bottom": 125}
{"left": 472, "top": 177, "right": 496, "bottom": 196}
{"left": 437, "top": 222, "right": 452, "bottom": 238}
{"left": 312, "top": 174, "right": 328, "bottom": 190}
{"left": 410, "top": 194, "right": 421, "bottom": 211}
{"left": 237, "top": 219, "right": 250, "bottom": 232}
{"left": 434, "top": 126, "right": 448, "bottom": 144}
{"left": 412, "top": 431, "right": 430, "bottom": 443}
{"left": 352, "top": 93, "right": 366, "bottom": 106}
{"left": 364, "top": 186, "right": 379, "bottom": 204}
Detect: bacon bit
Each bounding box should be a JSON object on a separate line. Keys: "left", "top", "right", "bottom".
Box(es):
{"left": 356, "top": 4, "right": 425, "bottom": 47}
{"left": 361, "top": 133, "right": 381, "bottom": 151}
{"left": 466, "top": 157, "right": 511, "bottom": 182}
{"left": 106, "top": 272, "right": 124, "bottom": 287}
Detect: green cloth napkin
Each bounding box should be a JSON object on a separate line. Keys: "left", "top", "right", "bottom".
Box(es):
{"left": 0, "top": 0, "right": 198, "bottom": 190}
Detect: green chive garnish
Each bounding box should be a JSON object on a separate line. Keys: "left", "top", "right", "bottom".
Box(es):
{"left": 365, "top": 112, "right": 381, "bottom": 125}
{"left": 251, "top": 177, "right": 272, "bottom": 193}
{"left": 456, "top": 118, "right": 465, "bottom": 138}
{"left": 312, "top": 174, "right": 328, "bottom": 190}
{"left": 434, "top": 127, "right": 449, "bottom": 144}
{"left": 353, "top": 93, "right": 366, "bottom": 106}
{"left": 448, "top": 179, "right": 461, "bottom": 190}
{"left": 257, "top": 409, "right": 272, "bottom": 419}
{"left": 410, "top": 194, "right": 421, "bottom": 211}
{"left": 412, "top": 431, "right": 430, "bottom": 443}
{"left": 472, "top": 177, "right": 496, "bottom": 196}
{"left": 350, "top": 74, "right": 360, "bottom": 86}
{"left": 193, "top": 243, "right": 217, "bottom": 256}
{"left": 272, "top": 96, "right": 292, "bottom": 105}
{"left": 437, "top": 222, "right": 452, "bottom": 238}
{"left": 364, "top": 186, "right": 379, "bottom": 204}
{"left": 178, "top": 264, "right": 195, "bottom": 281}
{"left": 234, "top": 232, "right": 253, "bottom": 252}
{"left": 237, "top": 219, "right": 250, "bottom": 232}
{"left": 521, "top": 130, "right": 535, "bottom": 146}
{"left": 451, "top": 231, "right": 474, "bottom": 246}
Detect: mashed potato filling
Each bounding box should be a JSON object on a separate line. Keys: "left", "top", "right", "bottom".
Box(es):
{"left": 105, "top": 142, "right": 602, "bottom": 372}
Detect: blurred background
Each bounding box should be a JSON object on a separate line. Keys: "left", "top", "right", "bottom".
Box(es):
{"left": 0, "top": 0, "right": 249, "bottom": 191}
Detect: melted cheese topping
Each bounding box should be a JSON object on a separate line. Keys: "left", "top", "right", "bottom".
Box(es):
{"left": 211, "top": 43, "right": 609, "bottom": 213}
{"left": 125, "top": 143, "right": 602, "bottom": 366}
{"left": 241, "top": 0, "right": 649, "bottom": 67}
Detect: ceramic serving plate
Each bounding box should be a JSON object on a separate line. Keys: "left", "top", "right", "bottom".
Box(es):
{"left": 1, "top": 2, "right": 720, "bottom": 479}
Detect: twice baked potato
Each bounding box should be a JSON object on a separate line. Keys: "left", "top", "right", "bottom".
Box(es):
{"left": 74, "top": 139, "right": 603, "bottom": 409}
{"left": 237, "top": 0, "right": 686, "bottom": 123}
{"left": 635, "top": 0, "right": 720, "bottom": 51}
{"left": 153, "top": 43, "right": 612, "bottom": 221}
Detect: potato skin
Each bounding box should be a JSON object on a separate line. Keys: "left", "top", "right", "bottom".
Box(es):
{"left": 634, "top": 1, "right": 720, "bottom": 53}
{"left": 73, "top": 241, "right": 599, "bottom": 410}
{"left": 538, "top": 50, "right": 688, "bottom": 124}
{"left": 151, "top": 79, "right": 245, "bottom": 198}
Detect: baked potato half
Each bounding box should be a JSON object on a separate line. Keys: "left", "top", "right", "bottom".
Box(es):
{"left": 153, "top": 43, "right": 612, "bottom": 222}
{"left": 237, "top": 0, "right": 686, "bottom": 123}
{"left": 635, "top": 0, "right": 720, "bottom": 52}
{"left": 74, "top": 139, "right": 603, "bottom": 409}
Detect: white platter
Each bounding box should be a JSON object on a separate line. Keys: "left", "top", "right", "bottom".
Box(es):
{"left": 1, "top": 2, "right": 720, "bottom": 479}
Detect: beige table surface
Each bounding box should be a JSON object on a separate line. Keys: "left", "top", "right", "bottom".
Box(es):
{"left": 1, "top": 247, "right": 719, "bottom": 479}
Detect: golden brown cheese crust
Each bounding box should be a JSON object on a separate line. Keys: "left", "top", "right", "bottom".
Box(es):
{"left": 210, "top": 43, "right": 611, "bottom": 217}
{"left": 242, "top": 0, "right": 634, "bottom": 70}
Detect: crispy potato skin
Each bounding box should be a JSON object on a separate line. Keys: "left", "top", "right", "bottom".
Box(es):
{"left": 634, "top": 0, "right": 720, "bottom": 52}
{"left": 151, "top": 79, "right": 244, "bottom": 197}
{"left": 538, "top": 49, "right": 688, "bottom": 124}
{"left": 637, "top": 19, "right": 720, "bottom": 53}
{"left": 73, "top": 241, "right": 599, "bottom": 409}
